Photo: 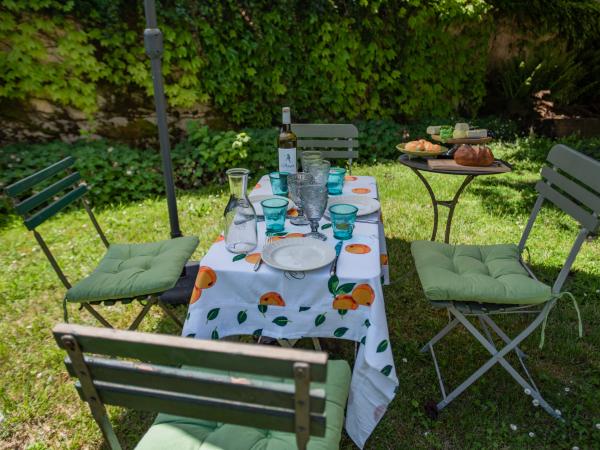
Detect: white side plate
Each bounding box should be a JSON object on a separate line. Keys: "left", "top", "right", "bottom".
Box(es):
{"left": 249, "top": 195, "right": 296, "bottom": 216}
{"left": 325, "top": 195, "right": 380, "bottom": 217}
{"left": 262, "top": 237, "right": 336, "bottom": 271}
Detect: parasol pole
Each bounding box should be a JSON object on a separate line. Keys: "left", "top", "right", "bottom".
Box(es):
{"left": 143, "top": 0, "right": 182, "bottom": 238}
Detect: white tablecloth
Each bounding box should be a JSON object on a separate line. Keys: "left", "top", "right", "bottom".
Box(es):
{"left": 183, "top": 175, "right": 397, "bottom": 448}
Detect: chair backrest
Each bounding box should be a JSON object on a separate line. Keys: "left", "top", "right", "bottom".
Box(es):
{"left": 292, "top": 123, "right": 359, "bottom": 172}
{"left": 53, "top": 323, "right": 329, "bottom": 450}
{"left": 4, "top": 157, "right": 108, "bottom": 288}
{"left": 519, "top": 144, "right": 600, "bottom": 292}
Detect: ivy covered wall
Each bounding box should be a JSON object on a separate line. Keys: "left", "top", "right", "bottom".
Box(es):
{"left": 1, "top": 0, "right": 599, "bottom": 141}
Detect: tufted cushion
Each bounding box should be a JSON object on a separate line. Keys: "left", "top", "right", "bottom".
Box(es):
{"left": 134, "top": 360, "right": 351, "bottom": 450}
{"left": 411, "top": 240, "right": 552, "bottom": 305}
{"left": 65, "top": 236, "right": 199, "bottom": 302}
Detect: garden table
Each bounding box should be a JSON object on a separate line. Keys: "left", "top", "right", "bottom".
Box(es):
{"left": 399, "top": 154, "right": 512, "bottom": 243}
{"left": 183, "top": 175, "right": 396, "bottom": 449}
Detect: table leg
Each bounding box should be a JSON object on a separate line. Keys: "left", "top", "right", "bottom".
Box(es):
{"left": 410, "top": 168, "right": 439, "bottom": 241}
{"left": 441, "top": 175, "right": 475, "bottom": 243}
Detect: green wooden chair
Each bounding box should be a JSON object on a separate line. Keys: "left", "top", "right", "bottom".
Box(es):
{"left": 291, "top": 124, "right": 359, "bottom": 174}
{"left": 53, "top": 323, "right": 351, "bottom": 450}
{"left": 411, "top": 144, "right": 598, "bottom": 419}
{"left": 4, "top": 157, "right": 199, "bottom": 330}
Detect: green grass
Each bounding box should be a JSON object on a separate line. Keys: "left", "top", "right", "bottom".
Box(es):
{"left": 1, "top": 138, "right": 599, "bottom": 449}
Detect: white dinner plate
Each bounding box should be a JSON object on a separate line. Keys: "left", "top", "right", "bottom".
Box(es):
{"left": 262, "top": 237, "right": 336, "bottom": 272}
{"left": 325, "top": 195, "right": 380, "bottom": 217}
{"left": 249, "top": 195, "right": 296, "bottom": 216}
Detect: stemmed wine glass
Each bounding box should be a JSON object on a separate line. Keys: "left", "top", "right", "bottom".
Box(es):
{"left": 300, "top": 183, "right": 328, "bottom": 240}
{"left": 305, "top": 159, "right": 331, "bottom": 186}
{"left": 288, "top": 172, "right": 314, "bottom": 226}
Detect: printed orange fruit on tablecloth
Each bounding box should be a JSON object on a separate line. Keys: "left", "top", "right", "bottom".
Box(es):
{"left": 345, "top": 175, "right": 358, "bottom": 181}
{"left": 345, "top": 243, "right": 372, "bottom": 254}
{"left": 244, "top": 253, "right": 261, "bottom": 264}
{"left": 352, "top": 187, "right": 371, "bottom": 194}
{"left": 214, "top": 235, "right": 224, "bottom": 243}
{"left": 380, "top": 254, "right": 388, "bottom": 266}
{"left": 332, "top": 294, "right": 358, "bottom": 310}
{"left": 286, "top": 232, "right": 304, "bottom": 238}
{"left": 288, "top": 208, "right": 299, "bottom": 217}
{"left": 196, "top": 266, "right": 217, "bottom": 289}
{"left": 190, "top": 286, "right": 202, "bottom": 304}
{"left": 254, "top": 183, "right": 262, "bottom": 189}
{"left": 260, "top": 291, "right": 286, "bottom": 306}
{"left": 352, "top": 284, "right": 375, "bottom": 306}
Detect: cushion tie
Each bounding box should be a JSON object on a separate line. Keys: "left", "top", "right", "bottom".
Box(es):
{"left": 539, "top": 292, "right": 583, "bottom": 349}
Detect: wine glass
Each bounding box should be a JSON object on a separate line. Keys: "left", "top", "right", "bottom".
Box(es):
{"left": 305, "top": 159, "right": 331, "bottom": 186}
{"left": 300, "top": 183, "right": 328, "bottom": 240}
{"left": 288, "top": 172, "right": 314, "bottom": 226}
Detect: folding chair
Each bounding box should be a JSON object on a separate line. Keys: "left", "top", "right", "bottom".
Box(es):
{"left": 292, "top": 124, "right": 359, "bottom": 174}
{"left": 53, "top": 323, "right": 351, "bottom": 450}
{"left": 4, "top": 157, "right": 199, "bottom": 330}
{"left": 411, "top": 144, "right": 598, "bottom": 419}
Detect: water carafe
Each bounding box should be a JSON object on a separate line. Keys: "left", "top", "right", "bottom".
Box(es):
{"left": 223, "top": 168, "right": 258, "bottom": 253}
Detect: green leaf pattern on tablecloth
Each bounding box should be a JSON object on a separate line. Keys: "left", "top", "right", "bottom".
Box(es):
{"left": 237, "top": 310, "right": 248, "bottom": 324}
{"left": 336, "top": 283, "right": 356, "bottom": 295}
{"left": 328, "top": 275, "right": 339, "bottom": 294}
{"left": 299, "top": 306, "right": 311, "bottom": 312}
{"left": 272, "top": 316, "right": 290, "bottom": 326}
{"left": 206, "top": 308, "right": 220, "bottom": 323}
{"left": 186, "top": 333, "right": 196, "bottom": 338}
{"left": 321, "top": 223, "right": 332, "bottom": 230}
{"left": 376, "top": 339, "right": 388, "bottom": 353}
{"left": 338, "top": 309, "right": 348, "bottom": 317}
{"left": 334, "top": 327, "right": 349, "bottom": 337}
{"left": 360, "top": 336, "right": 366, "bottom": 345}
{"left": 363, "top": 319, "right": 371, "bottom": 327}
{"left": 380, "top": 365, "right": 392, "bottom": 376}
{"left": 258, "top": 304, "right": 268, "bottom": 316}
{"left": 252, "top": 328, "right": 263, "bottom": 337}
{"left": 211, "top": 328, "right": 219, "bottom": 340}
{"left": 315, "top": 313, "right": 326, "bottom": 326}
{"left": 232, "top": 254, "right": 246, "bottom": 262}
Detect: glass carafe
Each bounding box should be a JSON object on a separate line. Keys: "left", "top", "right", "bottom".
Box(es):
{"left": 224, "top": 168, "right": 258, "bottom": 253}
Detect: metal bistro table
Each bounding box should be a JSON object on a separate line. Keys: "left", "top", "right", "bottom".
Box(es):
{"left": 399, "top": 154, "right": 512, "bottom": 243}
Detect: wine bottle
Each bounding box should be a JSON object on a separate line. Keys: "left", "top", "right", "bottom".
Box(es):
{"left": 278, "top": 107, "right": 297, "bottom": 174}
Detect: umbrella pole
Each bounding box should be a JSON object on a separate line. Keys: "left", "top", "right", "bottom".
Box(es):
{"left": 143, "top": 0, "right": 182, "bottom": 238}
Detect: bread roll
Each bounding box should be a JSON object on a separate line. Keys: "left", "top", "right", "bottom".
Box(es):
{"left": 454, "top": 145, "right": 494, "bottom": 166}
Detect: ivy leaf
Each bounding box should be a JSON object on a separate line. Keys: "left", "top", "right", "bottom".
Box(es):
{"left": 376, "top": 339, "right": 389, "bottom": 353}
{"left": 186, "top": 312, "right": 190, "bottom": 320}
{"left": 186, "top": 333, "right": 196, "bottom": 338}
{"left": 328, "top": 275, "right": 339, "bottom": 295}
{"left": 321, "top": 223, "right": 332, "bottom": 230}
{"left": 211, "top": 328, "right": 219, "bottom": 340}
{"left": 315, "top": 314, "right": 326, "bottom": 327}
{"left": 258, "top": 304, "right": 268, "bottom": 316}
{"left": 206, "top": 308, "right": 220, "bottom": 322}
{"left": 252, "top": 328, "right": 263, "bottom": 337}
{"left": 237, "top": 310, "right": 248, "bottom": 324}
{"left": 333, "top": 327, "right": 348, "bottom": 337}
{"left": 363, "top": 319, "right": 371, "bottom": 328}
{"left": 232, "top": 254, "right": 246, "bottom": 262}
{"left": 360, "top": 336, "right": 366, "bottom": 345}
{"left": 338, "top": 309, "right": 348, "bottom": 317}
{"left": 336, "top": 283, "right": 356, "bottom": 295}
{"left": 381, "top": 365, "right": 393, "bottom": 376}
{"left": 299, "top": 306, "right": 311, "bottom": 312}
{"left": 273, "top": 316, "right": 290, "bottom": 326}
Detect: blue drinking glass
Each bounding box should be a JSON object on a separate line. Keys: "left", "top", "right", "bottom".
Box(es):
{"left": 261, "top": 197, "right": 289, "bottom": 234}
{"left": 269, "top": 171, "right": 289, "bottom": 196}
{"left": 328, "top": 203, "right": 358, "bottom": 240}
{"left": 327, "top": 167, "right": 346, "bottom": 195}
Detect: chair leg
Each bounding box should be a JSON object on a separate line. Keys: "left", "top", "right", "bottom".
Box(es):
{"left": 157, "top": 299, "right": 184, "bottom": 330}
{"left": 481, "top": 315, "right": 527, "bottom": 359}
{"left": 127, "top": 298, "right": 156, "bottom": 330}
{"left": 437, "top": 304, "right": 561, "bottom": 420}
{"left": 420, "top": 317, "right": 459, "bottom": 353}
{"left": 82, "top": 304, "right": 114, "bottom": 328}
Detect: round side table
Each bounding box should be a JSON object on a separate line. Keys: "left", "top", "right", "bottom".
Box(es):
{"left": 399, "top": 154, "right": 512, "bottom": 243}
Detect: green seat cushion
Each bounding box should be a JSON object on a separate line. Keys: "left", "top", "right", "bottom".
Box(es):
{"left": 134, "top": 360, "right": 351, "bottom": 450}
{"left": 65, "top": 236, "right": 199, "bottom": 302}
{"left": 411, "top": 240, "right": 552, "bottom": 305}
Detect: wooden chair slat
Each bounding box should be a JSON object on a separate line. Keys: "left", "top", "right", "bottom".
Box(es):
{"left": 15, "top": 172, "right": 82, "bottom": 216}
{"left": 541, "top": 167, "right": 600, "bottom": 213}
{"left": 24, "top": 185, "right": 88, "bottom": 230}
{"left": 292, "top": 124, "right": 358, "bottom": 138}
{"left": 309, "top": 150, "right": 360, "bottom": 159}
{"left": 64, "top": 357, "right": 327, "bottom": 413}
{"left": 74, "top": 380, "right": 327, "bottom": 437}
{"left": 297, "top": 139, "right": 359, "bottom": 148}
{"left": 54, "top": 324, "right": 328, "bottom": 382}
{"left": 536, "top": 181, "right": 598, "bottom": 231}
{"left": 547, "top": 144, "right": 600, "bottom": 194}
{"left": 5, "top": 156, "right": 75, "bottom": 198}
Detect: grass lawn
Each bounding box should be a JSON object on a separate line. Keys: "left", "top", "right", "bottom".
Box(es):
{"left": 1, "top": 138, "right": 599, "bottom": 449}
